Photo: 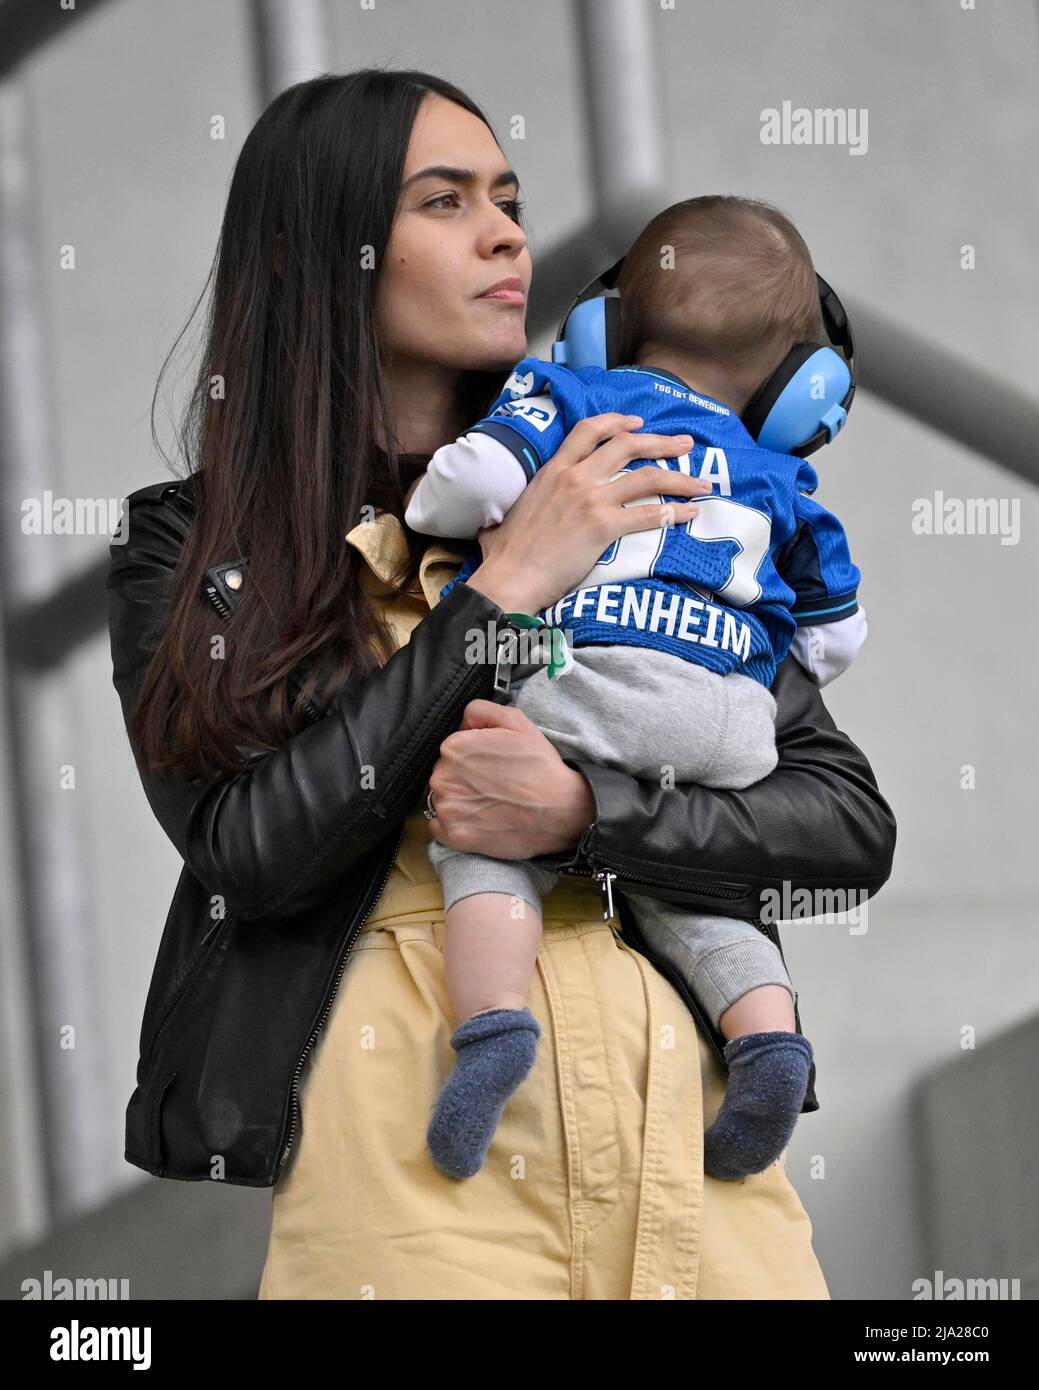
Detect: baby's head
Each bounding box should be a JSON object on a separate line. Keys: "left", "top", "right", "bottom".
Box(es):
{"left": 617, "top": 195, "right": 825, "bottom": 416}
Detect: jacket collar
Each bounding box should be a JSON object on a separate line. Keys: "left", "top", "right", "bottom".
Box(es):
{"left": 343, "top": 509, "right": 471, "bottom": 610}
{"left": 204, "top": 512, "right": 471, "bottom": 621}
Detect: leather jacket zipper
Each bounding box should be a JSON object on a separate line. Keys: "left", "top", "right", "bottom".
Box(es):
{"left": 279, "top": 818, "right": 405, "bottom": 1169}
{"left": 557, "top": 835, "right": 810, "bottom": 1082}
{"left": 369, "top": 618, "right": 525, "bottom": 819}
{"left": 202, "top": 578, "right": 233, "bottom": 618}
{"left": 556, "top": 823, "right": 749, "bottom": 922}
{"left": 203, "top": 573, "right": 324, "bottom": 724}
{"left": 549, "top": 828, "right": 760, "bottom": 1073}
{"left": 619, "top": 904, "right": 810, "bottom": 1095}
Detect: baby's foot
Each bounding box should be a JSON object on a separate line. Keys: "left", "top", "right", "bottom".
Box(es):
{"left": 427, "top": 1006, "right": 541, "bottom": 1180}
{"left": 703, "top": 1030, "right": 813, "bottom": 1181}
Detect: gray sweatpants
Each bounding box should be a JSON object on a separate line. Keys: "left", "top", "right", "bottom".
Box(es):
{"left": 427, "top": 643, "right": 795, "bottom": 1032}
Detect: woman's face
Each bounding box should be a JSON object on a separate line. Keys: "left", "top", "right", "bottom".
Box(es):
{"left": 375, "top": 94, "right": 533, "bottom": 375}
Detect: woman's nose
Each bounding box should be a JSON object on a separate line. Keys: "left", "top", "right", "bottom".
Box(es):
{"left": 481, "top": 205, "right": 527, "bottom": 255}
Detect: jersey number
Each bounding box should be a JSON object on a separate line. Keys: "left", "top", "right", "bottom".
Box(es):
{"left": 577, "top": 466, "right": 771, "bottom": 607}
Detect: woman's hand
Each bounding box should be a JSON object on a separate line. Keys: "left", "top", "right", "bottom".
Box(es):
{"left": 464, "top": 413, "right": 711, "bottom": 614}
{"left": 426, "top": 699, "right": 595, "bottom": 859}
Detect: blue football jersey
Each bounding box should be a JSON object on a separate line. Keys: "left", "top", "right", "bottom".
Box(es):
{"left": 440, "top": 356, "right": 860, "bottom": 687}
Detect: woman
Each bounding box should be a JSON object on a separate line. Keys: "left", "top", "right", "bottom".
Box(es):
{"left": 107, "top": 70, "right": 895, "bottom": 1299}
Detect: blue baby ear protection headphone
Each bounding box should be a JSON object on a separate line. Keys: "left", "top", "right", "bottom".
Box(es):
{"left": 550, "top": 255, "right": 856, "bottom": 458}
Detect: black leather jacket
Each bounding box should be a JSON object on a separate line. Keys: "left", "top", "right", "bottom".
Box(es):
{"left": 106, "top": 476, "right": 896, "bottom": 1187}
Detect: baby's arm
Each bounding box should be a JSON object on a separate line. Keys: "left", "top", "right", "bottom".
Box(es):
{"left": 788, "top": 609, "right": 868, "bottom": 687}
{"left": 404, "top": 430, "right": 532, "bottom": 539}
{"left": 778, "top": 490, "right": 866, "bottom": 687}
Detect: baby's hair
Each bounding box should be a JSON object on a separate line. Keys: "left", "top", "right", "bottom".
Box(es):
{"left": 617, "top": 195, "right": 826, "bottom": 397}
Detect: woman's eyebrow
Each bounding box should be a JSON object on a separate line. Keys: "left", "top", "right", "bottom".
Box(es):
{"left": 402, "top": 165, "right": 520, "bottom": 194}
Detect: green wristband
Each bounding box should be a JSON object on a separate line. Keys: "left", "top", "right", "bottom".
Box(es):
{"left": 504, "top": 613, "right": 573, "bottom": 680}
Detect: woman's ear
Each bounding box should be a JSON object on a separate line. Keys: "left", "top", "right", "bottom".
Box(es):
{"left": 273, "top": 231, "right": 287, "bottom": 280}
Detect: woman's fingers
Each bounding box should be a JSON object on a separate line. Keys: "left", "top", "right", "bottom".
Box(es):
{"left": 610, "top": 463, "right": 711, "bottom": 503}
{"left": 458, "top": 697, "right": 534, "bottom": 732}
{"left": 552, "top": 420, "right": 712, "bottom": 545}
{"left": 592, "top": 463, "right": 709, "bottom": 539}
{"left": 613, "top": 495, "right": 702, "bottom": 535}
{"left": 586, "top": 428, "right": 696, "bottom": 478}
{"left": 551, "top": 412, "right": 645, "bottom": 468}
{"left": 427, "top": 715, "right": 585, "bottom": 860}
{"left": 464, "top": 413, "right": 713, "bottom": 614}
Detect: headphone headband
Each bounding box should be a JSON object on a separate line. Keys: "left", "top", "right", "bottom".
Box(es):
{"left": 816, "top": 272, "right": 854, "bottom": 362}
{"left": 552, "top": 252, "right": 856, "bottom": 457}
{"left": 553, "top": 256, "right": 625, "bottom": 345}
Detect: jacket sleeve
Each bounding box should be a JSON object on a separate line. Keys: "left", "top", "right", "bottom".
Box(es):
{"left": 106, "top": 490, "right": 516, "bottom": 923}
{"left": 553, "top": 653, "right": 896, "bottom": 916}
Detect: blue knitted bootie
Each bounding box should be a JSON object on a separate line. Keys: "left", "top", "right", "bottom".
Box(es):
{"left": 703, "top": 1030, "right": 813, "bottom": 1181}
{"left": 427, "top": 1006, "right": 541, "bottom": 1180}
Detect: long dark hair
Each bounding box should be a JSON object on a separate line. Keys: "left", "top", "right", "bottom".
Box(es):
{"left": 131, "top": 69, "right": 517, "bottom": 779}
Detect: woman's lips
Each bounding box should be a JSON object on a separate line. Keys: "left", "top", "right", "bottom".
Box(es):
{"left": 477, "top": 278, "right": 525, "bottom": 305}
{"left": 479, "top": 289, "right": 525, "bottom": 304}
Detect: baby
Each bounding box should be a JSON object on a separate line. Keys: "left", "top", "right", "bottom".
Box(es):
{"left": 405, "top": 195, "right": 866, "bottom": 1182}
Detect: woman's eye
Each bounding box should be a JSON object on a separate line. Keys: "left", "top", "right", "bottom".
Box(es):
{"left": 423, "top": 193, "right": 525, "bottom": 224}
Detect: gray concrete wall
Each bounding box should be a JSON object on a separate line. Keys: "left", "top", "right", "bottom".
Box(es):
{"left": 1, "top": 0, "right": 1035, "bottom": 1299}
